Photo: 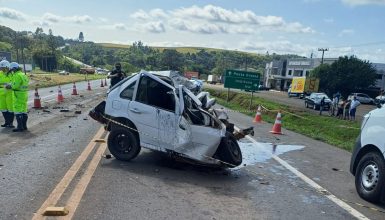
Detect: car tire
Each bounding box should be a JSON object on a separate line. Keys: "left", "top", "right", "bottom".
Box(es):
{"left": 216, "top": 132, "right": 242, "bottom": 168}
{"left": 355, "top": 151, "right": 385, "bottom": 203}
{"left": 313, "top": 104, "right": 317, "bottom": 110}
{"left": 107, "top": 127, "right": 141, "bottom": 161}
{"left": 305, "top": 102, "right": 308, "bottom": 108}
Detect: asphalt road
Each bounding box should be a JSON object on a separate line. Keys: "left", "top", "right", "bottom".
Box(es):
{"left": 204, "top": 83, "right": 377, "bottom": 121}
{"left": 0, "top": 82, "right": 384, "bottom": 220}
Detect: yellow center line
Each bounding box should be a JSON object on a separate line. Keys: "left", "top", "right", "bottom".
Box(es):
{"left": 32, "top": 127, "right": 106, "bottom": 220}
{"left": 59, "top": 142, "right": 107, "bottom": 220}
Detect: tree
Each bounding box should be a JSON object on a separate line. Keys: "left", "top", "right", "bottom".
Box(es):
{"left": 160, "top": 49, "right": 183, "bottom": 71}
{"left": 311, "top": 56, "right": 377, "bottom": 97}
{"left": 79, "top": 32, "right": 84, "bottom": 42}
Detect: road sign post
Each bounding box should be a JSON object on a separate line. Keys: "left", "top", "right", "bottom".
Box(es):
{"left": 224, "top": 69, "right": 260, "bottom": 106}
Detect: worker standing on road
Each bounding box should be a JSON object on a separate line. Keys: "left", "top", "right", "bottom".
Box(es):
{"left": 0, "top": 60, "right": 15, "bottom": 128}
{"left": 6, "top": 62, "right": 29, "bottom": 132}
{"left": 107, "top": 63, "right": 126, "bottom": 88}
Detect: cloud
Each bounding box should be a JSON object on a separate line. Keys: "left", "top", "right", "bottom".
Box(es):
{"left": 240, "top": 40, "right": 311, "bottom": 55}
{"left": 42, "top": 13, "right": 60, "bottom": 23}
{"left": 130, "top": 9, "right": 150, "bottom": 20}
{"left": 41, "top": 13, "right": 92, "bottom": 24}
{"left": 149, "top": 9, "right": 168, "bottom": 18}
{"left": 0, "top": 7, "right": 26, "bottom": 20}
{"left": 338, "top": 29, "right": 355, "bottom": 37}
{"left": 144, "top": 21, "right": 166, "bottom": 33}
{"left": 341, "top": 0, "right": 385, "bottom": 6}
{"left": 67, "top": 15, "right": 92, "bottom": 24}
{"left": 131, "top": 5, "right": 314, "bottom": 34}
{"left": 113, "top": 23, "right": 126, "bottom": 30}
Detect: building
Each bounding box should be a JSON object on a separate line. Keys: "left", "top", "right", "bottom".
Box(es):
{"left": 264, "top": 58, "right": 336, "bottom": 91}
{"left": 184, "top": 71, "right": 199, "bottom": 79}
{"left": 264, "top": 58, "right": 385, "bottom": 92}
{"left": 372, "top": 63, "right": 385, "bottom": 90}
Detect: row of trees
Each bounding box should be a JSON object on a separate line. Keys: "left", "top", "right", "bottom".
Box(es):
{"left": 311, "top": 56, "right": 378, "bottom": 97}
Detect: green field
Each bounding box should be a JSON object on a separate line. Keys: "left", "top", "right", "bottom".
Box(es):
{"left": 98, "top": 43, "right": 258, "bottom": 55}
{"left": 205, "top": 88, "right": 360, "bottom": 151}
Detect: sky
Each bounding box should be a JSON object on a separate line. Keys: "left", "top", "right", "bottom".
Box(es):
{"left": 1, "top": 0, "right": 385, "bottom": 63}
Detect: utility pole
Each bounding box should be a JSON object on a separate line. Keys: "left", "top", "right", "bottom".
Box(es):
{"left": 318, "top": 48, "right": 328, "bottom": 64}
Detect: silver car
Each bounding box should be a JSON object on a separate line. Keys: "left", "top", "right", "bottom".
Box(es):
{"left": 348, "top": 93, "right": 374, "bottom": 104}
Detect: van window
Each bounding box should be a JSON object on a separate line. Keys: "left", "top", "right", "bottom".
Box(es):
{"left": 136, "top": 76, "right": 175, "bottom": 112}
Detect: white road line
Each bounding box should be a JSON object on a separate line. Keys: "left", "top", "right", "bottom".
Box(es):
{"left": 238, "top": 128, "right": 370, "bottom": 220}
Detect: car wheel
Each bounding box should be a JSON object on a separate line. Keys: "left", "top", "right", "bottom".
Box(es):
{"left": 107, "top": 127, "right": 141, "bottom": 161}
{"left": 215, "top": 132, "right": 242, "bottom": 168}
{"left": 305, "top": 102, "right": 308, "bottom": 108}
{"left": 355, "top": 151, "right": 385, "bottom": 203}
{"left": 313, "top": 104, "right": 317, "bottom": 110}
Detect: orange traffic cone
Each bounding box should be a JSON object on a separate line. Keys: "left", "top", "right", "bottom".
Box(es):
{"left": 33, "top": 88, "right": 42, "bottom": 109}
{"left": 100, "top": 79, "right": 104, "bottom": 87}
{"left": 253, "top": 105, "right": 262, "bottom": 123}
{"left": 270, "top": 111, "right": 283, "bottom": 135}
{"left": 71, "top": 82, "right": 78, "bottom": 95}
{"left": 104, "top": 78, "right": 108, "bottom": 87}
{"left": 87, "top": 81, "right": 92, "bottom": 91}
{"left": 57, "top": 86, "right": 64, "bottom": 103}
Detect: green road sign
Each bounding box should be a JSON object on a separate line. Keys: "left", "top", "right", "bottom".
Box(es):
{"left": 224, "top": 69, "right": 260, "bottom": 91}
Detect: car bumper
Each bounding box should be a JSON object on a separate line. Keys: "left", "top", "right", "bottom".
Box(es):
{"left": 350, "top": 134, "right": 362, "bottom": 175}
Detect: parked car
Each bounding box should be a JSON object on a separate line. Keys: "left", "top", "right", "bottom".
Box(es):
{"left": 304, "top": 92, "right": 332, "bottom": 110}
{"left": 89, "top": 70, "right": 252, "bottom": 168}
{"left": 58, "top": 70, "right": 69, "bottom": 75}
{"left": 350, "top": 103, "right": 385, "bottom": 203}
{"left": 348, "top": 93, "right": 374, "bottom": 104}
{"left": 375, "top": 95, "right": 385, "bottom": 104}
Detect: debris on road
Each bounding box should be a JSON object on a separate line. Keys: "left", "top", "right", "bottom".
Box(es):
{"left": 95, "top": 139, "right": 106, "bottom": 143}
{"left": 74, "top": 110, "right": 82, "bottom": 114}
{"left": 102, "top": 154, "right": 112, "bottom": 159}
{"left": 42, "top": 109, "right": 51, "bottom": 113}
{"left": 43, "top": 207, "right": 69, "bottom": 216}
{"left": 60, "top": 109, "right": 70, "bottom": 112}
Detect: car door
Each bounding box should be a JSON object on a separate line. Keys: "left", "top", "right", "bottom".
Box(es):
{"left": 173, "top": 87, "right": 222, "bottom": 160}
{"left": 128, "top": 74, "right": 160, "bottom": 150}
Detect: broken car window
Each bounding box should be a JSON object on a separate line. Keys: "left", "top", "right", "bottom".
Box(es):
{"left": 136, "top": 76, "right": 175, "bottom": 112}
{"left": 120, "top": 81, "right": 136, "bottom": 100}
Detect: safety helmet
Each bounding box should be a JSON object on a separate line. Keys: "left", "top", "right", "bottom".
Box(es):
{"left": 0, "top": 60, "right": 10, "bottom": 68}
{"left": 9, "top": 62, "right": 19, "bottom": 70}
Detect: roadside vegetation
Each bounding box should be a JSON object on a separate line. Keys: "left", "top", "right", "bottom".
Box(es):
{"left": 205, "top": 88, "right": 360, "bottom": 151}
{"left": 29, "top": 69, "right": 106, "bottom": 89}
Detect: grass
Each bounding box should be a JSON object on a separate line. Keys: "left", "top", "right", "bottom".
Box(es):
{"left": 29, "top": 71, "right": 107, "bottom": 89}
{"left": 205, "top": 88, "right": 360, "bottom": 152}
{"left": 98, "top": 43, "right": 259, "bottom": 55}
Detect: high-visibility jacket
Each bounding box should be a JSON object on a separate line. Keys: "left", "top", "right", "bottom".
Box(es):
{"left": 11, "top": 70, "right": 29, "bottom": 113}
{"left": 0, "top": 70, "right": 6, "bottom": 111}
{"left": 1, "top": 71, "right": 14, "bottom": 112}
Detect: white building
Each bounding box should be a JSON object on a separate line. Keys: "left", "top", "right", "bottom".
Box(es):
{"left": 264, "top": 58, "right": 337, "bottom": 91}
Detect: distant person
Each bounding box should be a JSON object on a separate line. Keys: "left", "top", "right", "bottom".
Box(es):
{"left": 319, "top": 96, "right": 326, "bottom": 115}
{"left": 330, "top": 95, "right": 338, "bottom": 116}
{"left": 336, "top": 98, "right": 345, "bottom": 119}
{"left": 107, "top": 63, "right": 126, "bottom": 88}
{"left": 343, "top": 99, "right": 351, "bottom": 120}
{"left": 349, "top": 96, "right": 361, "bottom": 121}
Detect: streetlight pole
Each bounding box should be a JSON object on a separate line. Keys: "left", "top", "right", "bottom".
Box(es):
{"left": 318, "top": 48, "right": 329, "bottom": 64}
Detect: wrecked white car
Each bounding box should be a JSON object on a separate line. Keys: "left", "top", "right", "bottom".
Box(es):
{"left": 90, "top": 70, "right": 252, "bottom": 168}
